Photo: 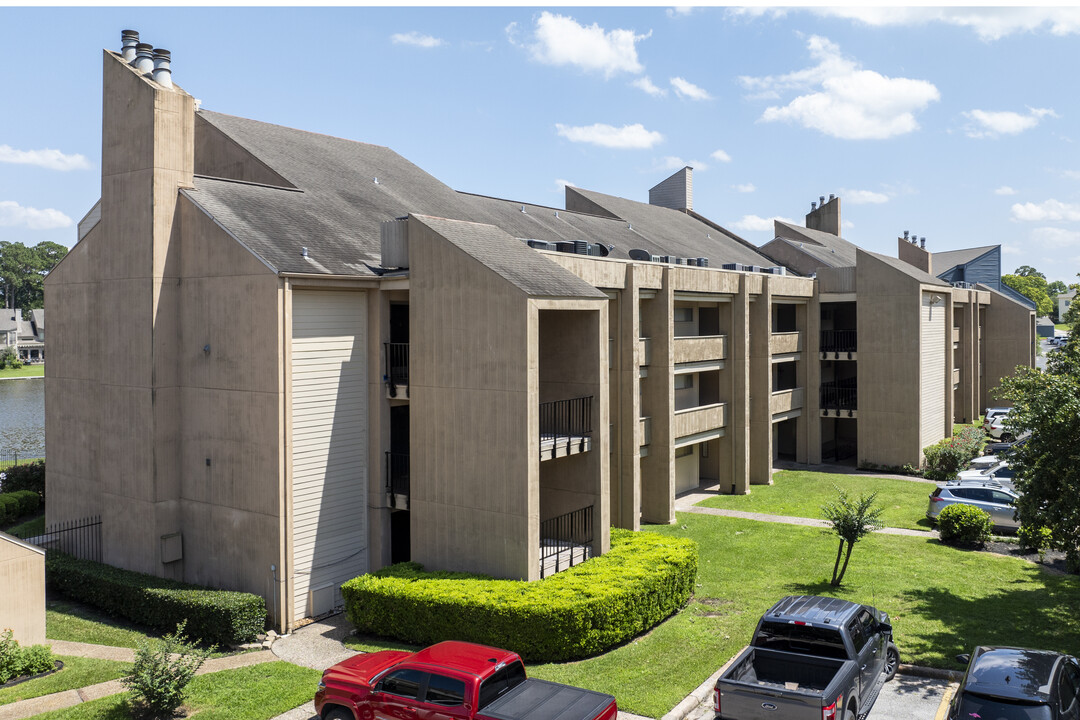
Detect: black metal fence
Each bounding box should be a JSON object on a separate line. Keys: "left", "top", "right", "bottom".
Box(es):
{"left": 820, "top": 379, "right": 858, "bottom": 411}
{"left": 820, "top": 329, "right": 857, "bottom": 354}
{"left": 539, "top": 504, "right": 593, "bottom": 578}
{"left": 384, "top": 343, "right": 409, "bottom": 397}
{"left": 384, "top": 451, "right": 410, "bottom": 497}
{"left": 539, "top": 396, "right": 593, "bottom": 442}
{"left": 34, "top": 516, "right": 101, "bottom": 562}
{"left": 0, "top": 451, "right": 44, "bottom": 467}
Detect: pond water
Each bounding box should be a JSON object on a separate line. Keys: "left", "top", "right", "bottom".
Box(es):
{"left": 0, "top": 378, "right": 45, "bottom": 459}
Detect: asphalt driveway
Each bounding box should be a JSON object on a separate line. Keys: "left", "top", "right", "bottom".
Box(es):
{"left": 868, "top": 674, "right": 955, "bottom": 720}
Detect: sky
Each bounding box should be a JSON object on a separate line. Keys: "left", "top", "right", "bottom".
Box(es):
{"left": 2, "top": 6, "right": 1080, "bottom": 284}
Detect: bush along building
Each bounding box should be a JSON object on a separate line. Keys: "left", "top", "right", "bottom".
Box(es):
{"left": 46, "top": 33, "right": 1035, "bottom": 631}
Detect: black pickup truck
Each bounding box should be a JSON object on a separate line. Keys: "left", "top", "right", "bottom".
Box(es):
{"left": 714, "top": 596, "right": 899, "bottom": 720}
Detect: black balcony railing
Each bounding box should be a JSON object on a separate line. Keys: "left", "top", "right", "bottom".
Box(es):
{"left": 540, "top": 504, "right": 593, "bottom": 578}
{"left": 384, "top": 451, "right": 410, "bottom": 499}
{"left": 384, "top": 343, "right": 409, "bottom": 397}
{"left": 820, "top": 379, "right": 858, "bottom": 411}
{"left": 820, "top": 329, "right": 857, "bottom": 354}
{"left": 539, "top": 396, "right": 593, "bottom": 455}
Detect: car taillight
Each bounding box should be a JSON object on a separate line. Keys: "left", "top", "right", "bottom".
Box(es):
{"left": 822, "top": 698, "right": 838, "bottom": 720}
{"left": 714, "top": 688, "right": 721, "bottom": 714}
{"left": 930, "top": 496, "right": 945, "bottom": 503}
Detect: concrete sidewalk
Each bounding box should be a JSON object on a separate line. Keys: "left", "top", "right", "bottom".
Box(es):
{"left": 0, "top": 648, "right": 276, "bottom": 720}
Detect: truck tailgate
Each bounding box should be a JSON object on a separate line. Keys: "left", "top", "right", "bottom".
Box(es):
{"left": 716, "top": 682, "right": 827, "bottom": 720}
{"left": 479, "top": 679, "right": 615, "bottom": 720}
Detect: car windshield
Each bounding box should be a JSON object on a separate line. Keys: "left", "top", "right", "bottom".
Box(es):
{"left": 956, "top": 694, "right": 1053, "bottom": 720}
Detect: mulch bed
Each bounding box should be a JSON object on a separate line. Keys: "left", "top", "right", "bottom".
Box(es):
{"left": 983, "top": 540, "right": 1070, "bottom": 575}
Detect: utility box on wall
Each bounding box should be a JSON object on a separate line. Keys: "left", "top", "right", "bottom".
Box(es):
{"left": 160, "top": 532, "right": 183, "bottom": 563}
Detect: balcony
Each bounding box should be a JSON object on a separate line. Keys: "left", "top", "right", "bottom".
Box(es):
{"left": 820, "top": 330, "right": 857, "bottom": 357}
{"left": 540, "top": 396, "right": 593, "bottom": 460}
{"left": 820, "top": 380, "right": 858, "bottom": 413}
{"left": 638, "top": 337, "right": 652, "bottom": 366}
{"left": 769, "top": 332, "right": 803, "bottom": 355}
{"left": 771, "top": 388, "right": 804, "bottom": 415}
{"left": 384, "top": 451, "right": 409, "bottom": 510}
{"left": 384, "top": 343, "right": 409, "bottom": 399}
{"left": 639, "top": 416, "right": 652, "bottom": 446}
{"left": 540, "top": 504, "right": 594, "bottom": 578}
{"left": 952, "top": 327, "right": 960, "bottom": 344}
{"left": 953, "top": 367, "right": 961, "bottom": 387}
{"left": 673, "top": 335, "right": 727, "bottom": 364}
{"left": 673, "top": 402, "right": 726, "bottom": 440}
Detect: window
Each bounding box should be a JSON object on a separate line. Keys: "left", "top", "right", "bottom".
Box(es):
{"left": 381, "top": 669, "right": 426, "bottom": 699}
{"left": 478, "top": 662, "right": 527, "bottom": 709}
{"left": 991, "top": 491, "right": 1016, "bottom": 505}
{"left": 848, "top": 619, "right": 867, "bottom": 653}
{"left": 425, "top": 674, "right": 466, "bottom": 707}
{"left": 1060, "top": 663, "right": 1080, "bottom": 718}
{"left": 675, "top": 374, "right": 694, "bottom": 390}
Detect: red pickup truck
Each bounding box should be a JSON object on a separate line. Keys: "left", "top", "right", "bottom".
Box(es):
{"left": 314, "top": 640, "right": 618, "bottom": 720}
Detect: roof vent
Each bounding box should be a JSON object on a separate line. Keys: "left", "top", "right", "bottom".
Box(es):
{"left": 904, "top": 230, "right": 910, "bottom": 240}
{"left": 920, "top": 237, "right": 926, "bottom": 249}
{"left": 133, "top": 43, "right": 154, "bottom": 72}
{"left": 152, "top": 48, "right": 172, "bottom": 88}
{"left": 521, "top": 205, "right": 526, "bottom": 213}
{"left": 121, "top": 30, "right": 139, "bottom": 62}
{"left": 373, "top": 177, "right": 379, "bottom": 184}
{"left": 811, "top": 201, "right": 817, "bottom": 211}
{"left": 554, "top": 211, "right": 559, "bottom": 218}
{"left": 819, "top": 195, "right": 825, "bottom": 205}
{"left": 829, "top": 194, "right": 836, "bottom": 201}
{"left": 629, "top": 249, "right": 651, "bottom": 261}
{"left": 301, "top": 246, "right": 309, "bottom": 258}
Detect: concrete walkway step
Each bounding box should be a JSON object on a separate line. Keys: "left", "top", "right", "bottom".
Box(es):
{"left": 0, "top": 649, "right": 277, "bottom": 720}
{"left": 679, "top": 503, "right": 938, "bottom": 538}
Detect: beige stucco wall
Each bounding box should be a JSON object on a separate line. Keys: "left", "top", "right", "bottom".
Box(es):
{"left": 0, "top": 534, "right": 45, "bottom": 645}
{"left": 982, "top": 286, "right": 1037, "bottom": 410}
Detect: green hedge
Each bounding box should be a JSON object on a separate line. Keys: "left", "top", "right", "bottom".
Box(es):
{"left": 0, "top": 461, "right": 45, "bottom": 500}
{"left": 342, "top": 529, "right": 697, "bottom": 663}
{"left": 0, "top": 490, "right": 39, "bottom": 525}
{"left": 46, "top": 552, "right": 266, "bottom": 646}
{"left": 938, "top": 504, "right": 992, "bottom": 547}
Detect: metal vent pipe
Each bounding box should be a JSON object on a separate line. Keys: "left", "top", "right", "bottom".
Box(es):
{"left": 121, "top": 30, "right": 139, "bottom": 62}
{"left": 152, "top": 48, "right": 172, "bottom": 88}
{"left": 134, "top": 43, "right": 154, "bottom": 72}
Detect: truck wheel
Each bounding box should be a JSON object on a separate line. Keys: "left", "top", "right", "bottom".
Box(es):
{"left": 324, "top": 708, "right": 355, "bottom": 720}
{"left": 883, "top": 644, "right": 900, "bottom": 682}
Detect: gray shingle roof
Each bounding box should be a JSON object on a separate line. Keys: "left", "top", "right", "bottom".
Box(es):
{"left": 931, "top": 245, "right": 997, "bottom": 274}
{"left": 564, "top": 187, "right": 775, "bottom": 266}
{"left": 411, "top": 215, "right": 606, "bottom": 299}
{"left": 862, "top": 250, "right": 951, "bottom": 286}
{"left": 772, "top": 221, "right": 858, "bottom": 268}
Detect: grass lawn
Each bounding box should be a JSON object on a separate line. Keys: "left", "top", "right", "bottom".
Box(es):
{"left": 345, "top": 514, "right": 1080, "bottom": 718}
{"left": 4, "top": 513, "right": 44, "bottom": 538}
{"left": 0, "top": 657, "right": 131, "bottom": 706}
{"left": 696, "top": 470, "right": 935, "bottom": 530}
{"left": 0, "top": 458, "right": 43, "bottom": 470}
{"left": 0, "top": 365, "right": 44, "bottom": 379}
{"left": 47, "top": 599, "right": 163, "bottom": 650}
{"left": 1056, "top": 323, "right": 1072, "bottom": 331}
{"left": 24, "top": 661, "right": 321, "bottom": 720}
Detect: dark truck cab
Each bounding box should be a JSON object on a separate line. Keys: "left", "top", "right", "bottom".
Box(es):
{"left": 714, "top": 596, "right": 899, "bottom": 720}
{"left": 314, "top": 640, "right": 618, "bottom": 720}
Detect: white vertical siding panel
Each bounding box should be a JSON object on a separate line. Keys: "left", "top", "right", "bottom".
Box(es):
{"left": 920, "top": 292, "right": 947, "bottom": 450}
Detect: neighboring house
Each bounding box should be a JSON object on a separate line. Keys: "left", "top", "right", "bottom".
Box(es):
{"left": 1059, "top": 289, "right": 1076, "bottom": 321}
{"left": 0, "top": 531, "right": 46, "bottom": 645}
{"left": 0, "top": 309, "right": 44, "bottom": 362}
{"left": 46, "top": 34, "right": 1036, "bottom": 632}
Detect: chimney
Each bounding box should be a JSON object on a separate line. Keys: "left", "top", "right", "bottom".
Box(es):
{"left": 897, "top": 233, "right": 931, "bottom": 274}
{"left": 806, "top": 194, "right": 841, "bottom": 236}
{"left": 649, "top": 167, "right": 693, "bottom": 212}
{"left": 133, "top": 43, "right": 154, "bottom": 72}
{"left": 903, "top": 230, "right": 910, "bottom": 241}
{"left": 152, "top": 48, "right": 172, "bottom": 88}
{"left": 121, "top": 30, "right": 139, "bottom": 62}
{"left": 920, "top": 237, "right": 926, "bottom": 249}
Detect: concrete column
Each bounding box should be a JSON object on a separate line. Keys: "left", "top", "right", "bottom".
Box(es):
{"left": 806, "top": 289, "right": 822, "bottom": 463}
{"left": 749, "top": 277, "right": 772, "bottom": 484}
{"left": 730, "top": 277, "right": 750, "bottom": 494}
{"left": 615, "top": 268, "right": 642, "bottom": 530}
{"left": 640, "top": 270, "right": 675, "bottom": 523}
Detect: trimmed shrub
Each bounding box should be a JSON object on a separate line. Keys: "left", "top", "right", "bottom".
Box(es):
{"left": 0, "top": 494, "right": 16, "bottom": 525}
{"left": 923, "top": 427, "right": 986, "bottom": 482}
{"left": 1018, "top": 524, "right": 1053, "bottom": 553}
{"left": 0, "top": 490, "right": 41, "bottom": 524}
{"left": 0, "top": 461, "right": 45, "bottom": 500}
{"left": 46, "top": 552, "right": 265, "bottom": 646}
{"left": 938, "top": 504, "right": 992, "bottom": 547}
{"left": 123, "top": 621, "right": 210, "bottom": 719}
{"left": 342, "top": 529, "right": 698, "bottom": 663}
{"left": 0, "top": 629, "right": 55, "bottom": 684}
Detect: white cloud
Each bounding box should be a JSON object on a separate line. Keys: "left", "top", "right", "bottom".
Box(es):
{"left": 710, "top": 149, "right": 732, "bottom": 163}
{"left": 655, "top": 156, "right": 705, "bottom": 172}
{"left": 390, "top": 31, "right": 444, "bottom": 48}
{"left": 963, "top": 107, "right": 1058, "bottom": 138}
{"left": 1063, "top": 170, "right": 1080, "bottom": 180}
{"left": 666, "top": 7, "right": 694, "bottom": 18}
{"left": 842, "top": 189, "right": 889, "bottom": 205}
{"left": 670, "top": 76, "right": 712, "bottom": 101}
{"left": 1032, "top": 227, "right": 1080, "bottom": 248}
{"left": 995, "top": 186, "right": 1017, "bottom": 195}
{"left": 733, "top": 183, "right": 756, "bottom": 193}
{"left": 555, "top": 178, "right": 575, "bottom": 191}
{"left": 1012, "top": 199, "right": 1080, "bottom": 222}
{"left": 0, "top": 200, "right": 73, "bottom": 230}
{"left": 632, "top": 76, "right": 666, "bottom": 97}
{"left": 731, "top": 214, "right": 796, "bottom": 232}
{"left": 741, "top": 36, "right": 939, "bottom": 140}
{"left": 555, "top": 123, "right": 663, "bottom": 149}
{"left": 842, "top": 220, "right": 856, "bottom": 230}
{"left": 1001, "top": 242, "right": 1023, "bottom": 255}
{"left": 814, "top": 7, "right": 1080, "bottom": 42}
{"left": 0, "top": 145, "right": 90, "bottom": 171}
{"left": 529, "top": 12, "right": 650, "bottom": 78}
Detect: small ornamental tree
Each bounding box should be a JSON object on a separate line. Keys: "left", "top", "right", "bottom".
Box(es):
{"left": 821, "top": 489, "right": 883, "bottom": 586}
{"left": 122, "top": 622, "right": 211, "bottom": 719}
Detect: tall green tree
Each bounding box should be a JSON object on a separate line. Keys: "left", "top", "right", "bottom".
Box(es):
{"left": 0, "top": 241, "right": 68, "bottom": 309}
{"left": 1048, "top": 280, "right": 1068, "bottom": 297}
{"left": 996, "top": 334, "right": 1080, "bottom": 571}
{"left": 1002, "top": 272, "right": 1053, "bottom": 316}
{"left": 1014, "top": 265, "right": 1046, "bottom": 278}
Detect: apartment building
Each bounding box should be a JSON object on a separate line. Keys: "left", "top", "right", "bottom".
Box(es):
{"left": 45, "top": 35, "right": 1034, "bottom": 631}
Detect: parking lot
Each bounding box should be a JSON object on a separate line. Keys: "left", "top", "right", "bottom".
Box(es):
{"left": 869, "top": 673, "right": 955, "bottom": 720}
